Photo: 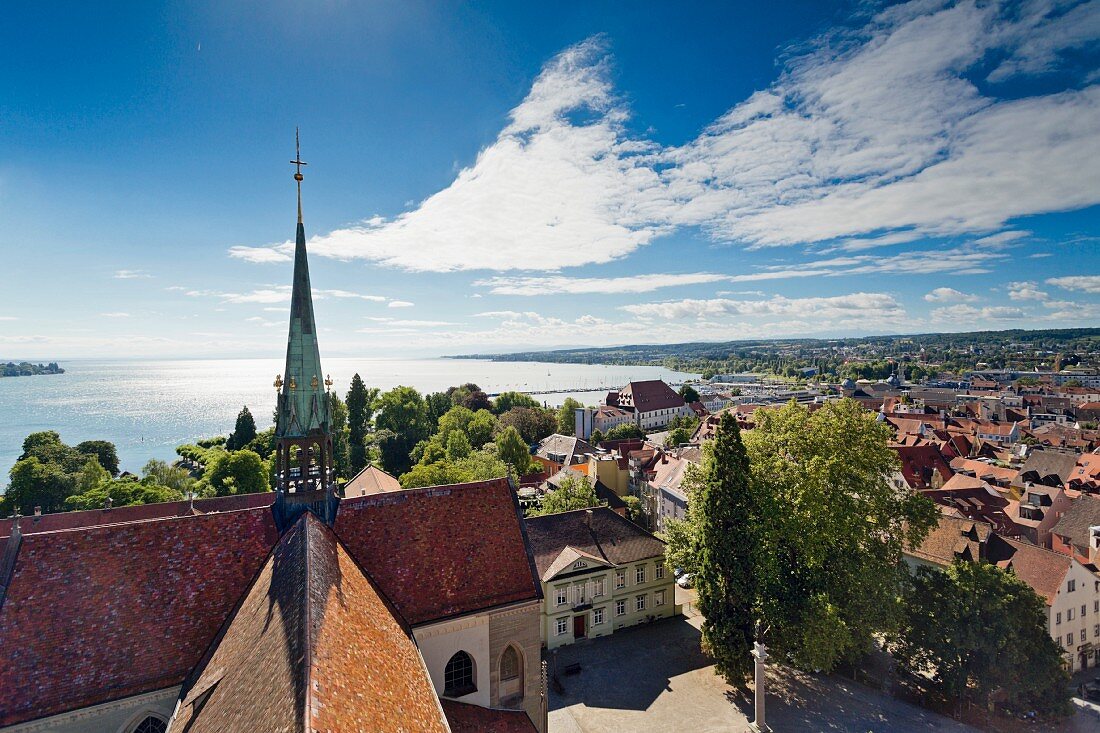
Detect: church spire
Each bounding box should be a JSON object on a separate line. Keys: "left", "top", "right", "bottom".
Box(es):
{"left": 273, "top": 130, "right": 338, "bottom": 531}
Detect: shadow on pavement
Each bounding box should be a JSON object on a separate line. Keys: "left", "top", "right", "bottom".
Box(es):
{"left": 545, "top": 616, "right": 709, "bottom": 713}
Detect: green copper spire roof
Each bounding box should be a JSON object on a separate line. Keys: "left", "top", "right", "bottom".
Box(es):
{"left": 276, "top": 140, "right": 330, "bottom": 440}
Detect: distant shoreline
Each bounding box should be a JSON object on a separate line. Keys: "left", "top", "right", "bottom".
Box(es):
{"left": 1, "top": 361, "right": 65, "bottom": 378}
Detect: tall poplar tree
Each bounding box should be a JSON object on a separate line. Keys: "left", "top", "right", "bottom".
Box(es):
{"left": 226, "top": 406, "right": 257, "bottom": 451}
{"left": 346, "top": 374, "right": 376, "bottom": 474}
{"left": 695, "top": 412, "right": 758, "bottom": 682}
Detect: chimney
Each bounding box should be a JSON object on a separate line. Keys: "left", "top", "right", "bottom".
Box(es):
{"left": 585, "top": 509, "right": 593, "bottom": 528}
{"left": 33, "top": 506, "right": 41, "bottom": 517}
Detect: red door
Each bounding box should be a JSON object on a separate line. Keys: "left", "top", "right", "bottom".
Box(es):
{"left": 573, "top": 614, "right": 586, "bottom": 639}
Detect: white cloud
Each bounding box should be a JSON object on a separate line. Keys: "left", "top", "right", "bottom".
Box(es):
{"left": 113, "top": 269, "right": 152, "bottom": 279}
{"left": 1007, "top": 281, "right": 1049, "bottom": 301}
{"left": 183, "top": 285, "right": 388, "bottom": 304}
{"left": 227, "top": 244, "right": 293, "bottom": 264}
{"left": 930, "top": 304, "right": 1026, "bottom": 321}
{"left": 477, "top": 272, "right": 733, "bottom": 296}
{"left": 99, "top": 312, "right": 131, "bottom": 318}
{"left": 619, "top": 292, "right": 905, "bottom": 322}
{"left": 388, "top": 300, "right": 415, "bottom": 308}
{"left": 1047, "top": 275, "right": 1100, "bottom": 294}
{"left": 924, "top": 287, "right": 978, "bottom": 303}
{"left": 0, "top": 316, "right": 17, "bottom": 321}
{"left": 231, "top": 2, "right": 1098, "bottom": 273}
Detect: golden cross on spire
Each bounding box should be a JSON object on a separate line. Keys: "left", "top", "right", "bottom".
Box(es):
{"left": 291, "top": 127, "right": 308, "bottom": 223}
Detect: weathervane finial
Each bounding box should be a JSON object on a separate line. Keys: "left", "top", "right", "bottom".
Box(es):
{"left": 291, "top": 127, "right": 308, "bottom": 224}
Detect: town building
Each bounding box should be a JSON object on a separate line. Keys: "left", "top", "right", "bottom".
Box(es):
{"left": 607, "top": 380, "right": 694, "bottom": 431}
{"left": 524, "top": 507, "right": 677, "bottom": 650}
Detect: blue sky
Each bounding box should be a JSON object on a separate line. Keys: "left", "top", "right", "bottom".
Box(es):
{"left": 2, "top": 0, "right": 1098, "bottom": 359}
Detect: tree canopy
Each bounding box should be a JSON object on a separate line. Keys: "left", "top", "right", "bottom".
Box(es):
{"left": 678, "top": 384, "right": 700, "bottom": 404}
{"left": 497, "top": 406, "right": 557, "bottom": 444}
{"left": 893, "top": 562, "right": 1071, "bottom": 718}
{"left": 496, "top": 426, "right": 535, "bottom": 476}
{"left": 226, "top": 406, "right": 257, "bottom": 451}
{"left": 373, "top": 386, "right": 431, "bottom": 476}
{"left": 557, "top": 398, "right": 582, "bottom": 436}
{"left": 493, "top": 391, "right": 541, "bottom": 414}
{"left": 667, "top": 399, "right": 938, "bottom": 678}
{"left": 529, "top": 474, "right": 601, "bottom": 516}
{"left": 204, "top": 450, "right": 269, "bottom": 496}
{"left": 346, "top": 374, "right": 378, "bottom": 474}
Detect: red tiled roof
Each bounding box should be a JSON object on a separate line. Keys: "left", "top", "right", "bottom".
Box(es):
{"left": 441, "top": 700, "right": 537, "bottom": 732}
{"left": 0, "top": 492, "right": 275, "bottom": 539}
{"left": 986, "top": 534, "right": 1072, "bottom": 606}
{"left": 893, "top": 445, "right": 953, "bottom": 489}
{"left": 618, "top": 380, "right": 685, "bottom": 413}
{"left": 525, "top": 507, "right": 666, "bottom": 579}
{"left": 0, "top": 507, "right": 278, "bottom": 726}
{"left": 334, "top": 479, "right": 541, "bottom": 625}
{"left": 172, "top": 513, "right": 448, "bottom": 733}
{"left": 949, "top": 457, "right": 1017, "bottom": 486}
{"left": 342, "top": 464, "right": 402, "bottom": 497}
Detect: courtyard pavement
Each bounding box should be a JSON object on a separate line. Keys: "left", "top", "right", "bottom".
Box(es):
{"left": 546, "top": 614, "right": 979, "bottom": 733}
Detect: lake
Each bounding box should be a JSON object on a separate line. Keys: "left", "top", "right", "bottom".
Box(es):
{"left": 0, "top": 358, "right": 697, "bottom": 478}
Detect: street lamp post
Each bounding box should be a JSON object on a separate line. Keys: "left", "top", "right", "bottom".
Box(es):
{"left": 749, "top": 641, "right": 770, "bottom": 732}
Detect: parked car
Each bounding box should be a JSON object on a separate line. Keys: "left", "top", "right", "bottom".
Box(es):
{"left": 676, "top": 573, "right": 693, "bottom": 589}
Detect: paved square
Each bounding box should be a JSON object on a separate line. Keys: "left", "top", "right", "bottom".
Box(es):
{"left": 545, "top": 614, "right": 979, "bottom": 733}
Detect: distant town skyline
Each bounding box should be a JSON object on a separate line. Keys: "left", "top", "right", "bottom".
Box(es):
{"left": 2, "top": 0, "right": 1098, "bottom": 359}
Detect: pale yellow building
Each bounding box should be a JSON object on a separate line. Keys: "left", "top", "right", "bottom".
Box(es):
{"left": 524, "top": 507, "right": 678, "bottom": 650}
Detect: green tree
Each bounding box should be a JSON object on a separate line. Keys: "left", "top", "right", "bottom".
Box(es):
{"left": 204, "top": 450, "right": 269, "bottom": 496}
{"left": 497, "top": 407, "right": 557, "bottom": 444}
{"left": 493, "top": 391, "right": 541, "bottom": 414}
{"left": 425, "top": 391, "right": 453, "bottom": 427}
{"left": 893, "top": 562, "right": 1071, "bottom": 718}
{"left": 745, "top": 400, "right": 936, "bottom": 672}
{"left": 329, "top": 392, "right": 351, "bottom": 479}
{"left": 679, "top": 384, "right": 700, "bottom": 404}
{"left": 467, "top": 409, "right": 498, "bottom": 449}
{"left": 346, "top": 374, "right": 378, "bottom": 474}
{"left": 496, "top": 426, "right": 533, "bottom": 476}
{"left": 667, "top": 426, "right": 694, "bottom": 446}
{"left": 622, "top": 495, "right": 643, "bottom": 524}
{"left": 374, "top": 386, "right": 431, "bottom": 476}
{"left": 694, "top": 414, "right": 759, "bottom": 682}
{"left": 19, "top": 431, "right": 84, "bottom": 473}
{"left": 65, "top": 476, "right": 183, "bottom": 511}
{"left": 142, "top": 459, "right": 197, "bottom": 494}
{"left": 226, "top": 406, "right": 257, "bottom": 451}
{"left": 604, "top": 423, "right": 644, "bottom": 441}
{"left": 667, "top": 400, "right": 938, "bottom": 678}
{"left": 75, "top": 440, "right": 120, "bottom": 477}
{"left": 437, "top": 405, "right": 475, "bottom": 441}
{"left": 4, "top": 456, "right": 77, "bottom": 514}
{"left": 244, "top": 426, "right": 276, "bottom": 460}
{"left": 529, "top": 474, "right": 601, "bottom": 516}
{"left": 445, "top": 431, "right": 472, "bottom": 461}
{"left": 77, "top": 456, "right": 110, "bottom": 494}
{"left": 399, "top": 446, "right": 510, "bottom": 489}
{"left": 557, "top": 398, "right": 582, "bottom": 436}
{"left": 589, "top": 428, "right": 605, "bottom": 445}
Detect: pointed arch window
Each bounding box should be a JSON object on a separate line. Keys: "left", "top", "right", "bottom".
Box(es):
{"left": 131, "top": 716, "right": 168, "bottom": 733}
{"left": 500, "top": 645, "right": 520, "bottom": 680}
{"left": 444, "top": 650, "right": 476, "bottom": 697}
